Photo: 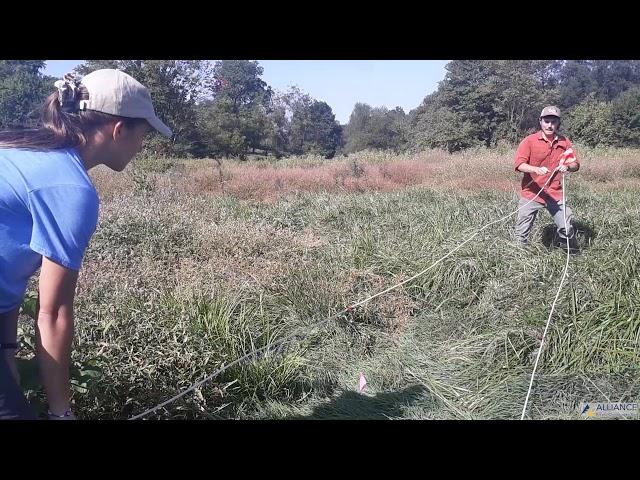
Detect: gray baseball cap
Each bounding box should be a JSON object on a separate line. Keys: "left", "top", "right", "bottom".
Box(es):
{"left": 79, "top": 69, "right": 172, "bottom": 138}
{"left": 540, "top": 105, "right": 561, "bottom": 118}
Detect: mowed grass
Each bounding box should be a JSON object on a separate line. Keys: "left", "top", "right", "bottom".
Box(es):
{"left": 19, "top": 146, "right": 640, "bottom": 419}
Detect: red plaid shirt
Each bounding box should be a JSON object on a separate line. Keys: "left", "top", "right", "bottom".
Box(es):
{"left": 514, "top": 131, "right": 581, "bottom": 204}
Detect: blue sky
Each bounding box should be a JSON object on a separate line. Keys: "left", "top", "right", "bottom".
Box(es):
{"left": 44, "top": 60, "right": 449, "bottom": 124}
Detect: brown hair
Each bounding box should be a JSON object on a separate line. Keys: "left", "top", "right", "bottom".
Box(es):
{"left": 0, "top": 86, "right": 148, "bottom": 151}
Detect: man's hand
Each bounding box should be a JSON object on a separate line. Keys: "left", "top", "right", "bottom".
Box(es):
{"left": 559, "top": 156, "right": 577, "bottom": 173}
{"left": 534, "top": 166, "right": 549, "bottom": 176}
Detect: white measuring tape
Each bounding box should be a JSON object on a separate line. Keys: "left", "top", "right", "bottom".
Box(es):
{"left": 520, "top": 169, "right": 573, "bottom": 419}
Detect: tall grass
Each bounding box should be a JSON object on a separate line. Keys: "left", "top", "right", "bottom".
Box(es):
{"left": 18, "top": 147, "right": 640, "bottom": 419}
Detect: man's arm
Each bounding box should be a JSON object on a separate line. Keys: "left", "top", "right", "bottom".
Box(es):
{"left": 514, "top": 138, "right": 549, "bottom": 175}
{"left": 517, "top": 163, "right": 550, "bottom": 176}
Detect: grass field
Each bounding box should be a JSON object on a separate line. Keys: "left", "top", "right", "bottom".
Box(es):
{"left": 18, "top": 146, "right": 640, "bottom": 419}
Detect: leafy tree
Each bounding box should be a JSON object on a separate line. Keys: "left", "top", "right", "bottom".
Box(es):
{"left": 0, "top": 60, "right": 53, "bottom": 129}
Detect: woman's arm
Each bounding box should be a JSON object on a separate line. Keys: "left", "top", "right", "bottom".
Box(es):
{"left": 36, "top": 256, "right": 79, "bottom": 417}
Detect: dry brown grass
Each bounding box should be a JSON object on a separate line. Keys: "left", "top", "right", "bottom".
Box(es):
{"left": 91, "top": 147, "right": 640, "bottom": 204}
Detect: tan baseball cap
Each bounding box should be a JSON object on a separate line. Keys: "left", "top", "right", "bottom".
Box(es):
{"left": 79, "top": 69, "right": 172, "bottom": 138}
{"left": 540, "top": 105, "right": 561, "bottom": 118}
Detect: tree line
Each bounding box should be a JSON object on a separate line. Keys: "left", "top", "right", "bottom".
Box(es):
{"left": 2, "top": 60, "right": 639, "bottom": 159}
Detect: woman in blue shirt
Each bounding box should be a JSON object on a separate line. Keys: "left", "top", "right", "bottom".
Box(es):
{"left": 0, "top": 69, "right": 172, "bottom": 420}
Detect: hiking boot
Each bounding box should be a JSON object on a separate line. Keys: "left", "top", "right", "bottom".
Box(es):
{"left": 554, "top": 234, "right": 580, "bottom": 254}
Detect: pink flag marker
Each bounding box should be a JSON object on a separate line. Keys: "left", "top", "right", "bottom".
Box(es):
{"left": 358, "top": 372, "right": 367, "bottom": 393}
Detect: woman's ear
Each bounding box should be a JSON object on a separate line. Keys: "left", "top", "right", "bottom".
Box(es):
{"left": 111, "top": 120, "right": 126, "bottom": 141}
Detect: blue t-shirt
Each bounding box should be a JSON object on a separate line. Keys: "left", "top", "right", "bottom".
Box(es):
{"left": 0, "top": 147, "right": 99, "bottom": 314}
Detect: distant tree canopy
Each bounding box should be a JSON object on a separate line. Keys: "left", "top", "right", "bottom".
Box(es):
{"left": 407, "top": 60, "right": 640, "bottom": 152}
{"left": 0, "top": 60, "right": 53, "bottom": 129}
{"left": 343, "top": 103, "right": 407, "bottom": 153}
{"left": 289, "top": 99, "right": 342, "bottom": 158}
{"left": 2, "top": 59, "right": 640, "bottom": 157}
